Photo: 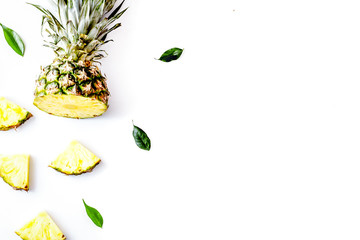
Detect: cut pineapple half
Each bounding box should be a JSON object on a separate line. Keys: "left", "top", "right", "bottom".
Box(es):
{"left": 0, "top": 154, "right": 29, "bottom": 191}
{"left": 34, "top": 95, "right": 107, "bottom": 119}
{"left": 16, "top": 211, "right": 66, "bottom": 240}
{"left": 31, "top": 0, "right": 128, "bottom": 119}
{"left": 0, "top": 97, "right": 32, "bottom": 130}
{"left": 50, "top": 140, "right": 100, "bottom": 175}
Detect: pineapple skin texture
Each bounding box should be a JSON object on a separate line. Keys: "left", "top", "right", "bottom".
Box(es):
{"left": 16, "top": 211, "right": 66, "bottom": 240}
{"left": 34, "top": 58, "right": 109, "bottom": 118}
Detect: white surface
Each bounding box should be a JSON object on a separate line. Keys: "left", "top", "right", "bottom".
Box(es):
{"left": 0, "top": 0, "right": 360, "bottom": 239}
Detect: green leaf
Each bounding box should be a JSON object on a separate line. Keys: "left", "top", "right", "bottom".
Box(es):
{"left": 158, "top": 47, "right": 183, "bottom": 62}
{"left": 0, "top": 23, "right": 25, "bottom": 56}
{"left": 82, "top": 199, "right": 103, "bottom": 228}
{"left": 108, "top": 0, "right": 126, "bottom": 19}
{"left": 132, "top": 122, "right": 151, "bottom": 151}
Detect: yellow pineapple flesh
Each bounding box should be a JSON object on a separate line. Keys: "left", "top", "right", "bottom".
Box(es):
{"left": 0, "top": 97, "right": 32, "bottom": 130}
{"left": 34, "top": 95, "right": 107, "bottom": 119}
{"left": 16, "top": 211, "right": 66, "bottom": 240}
{"left": 50, "top": 140, "right": 100, "bottom": 175}
{"left": 0, "top": 154, "right": 29, "bottom": 191}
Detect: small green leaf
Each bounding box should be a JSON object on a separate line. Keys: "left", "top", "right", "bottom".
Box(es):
{"left": 158, "top": 47, "right": 183, "bottom": 62}
{"left": 0, "top": 23, "right": 25, "bottom": 56}
{"left": 82, "top": 199, "right": 103, "bottom": 228}
{"left": 132, "top": 121, "right": 151, "bottom": 151}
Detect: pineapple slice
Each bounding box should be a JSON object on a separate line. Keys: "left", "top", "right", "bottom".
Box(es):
{"left": 16, "top": 211, "right": 66, "bottom": 240}
{"left": 50, "top": 140, "right": 100, "bottom": 175}
{"left": 0, "top": 154, "right": 29, "bottom": 191}
{"left": 0, "top": 97, "right": 32, "bottom": 130}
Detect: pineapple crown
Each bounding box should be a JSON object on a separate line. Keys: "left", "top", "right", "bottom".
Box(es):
{"left": 29, "top": 0, "right": 128, "bottom": 63}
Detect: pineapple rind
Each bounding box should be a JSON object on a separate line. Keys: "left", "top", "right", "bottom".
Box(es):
{"left": 15, "top": 211, "right": 66, "bottom": 240}
{"left": 51, "top": 160, "right": 101, "bottom": 175}
{"left": 0, "top": 97, "right": 32, "bottom": 131}
{"left": 50, "top": 140, "right": 100, "bottom": 175}
{"left": 0, "top": 154, "right": 29, "bottom": 191}
{"left": 0, "top": 112, "right": 32, "bottom": 131}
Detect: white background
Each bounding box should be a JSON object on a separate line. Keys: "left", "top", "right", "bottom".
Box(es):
{"left": 0, "top": 0, "right": 360, "bottom": 239}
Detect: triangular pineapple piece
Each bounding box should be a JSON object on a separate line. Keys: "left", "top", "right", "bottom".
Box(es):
{"left": 0, "top": 154, "right": 29, "bottom": 191}
{"left": 50, "top": 140, "right": 100, "bottom": 175}
{"left": 0, "top": 97, "right": 32, "bottom": 130}
{"left": 15, "top": 211, "right": 66, "bottom": 240}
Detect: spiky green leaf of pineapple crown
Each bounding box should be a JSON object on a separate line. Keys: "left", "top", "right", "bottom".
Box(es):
{"left": 29, "top": 0, "right": 127, "bottom": 62}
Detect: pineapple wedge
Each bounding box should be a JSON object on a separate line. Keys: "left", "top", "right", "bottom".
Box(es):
{"left": 16, "top": 211, "right": 66, "bottom": 240}
{"left": 50, "top": 140, "right": 100, "bottom": 175}
{"left": 0, "top": 97, "right": 32, "bottom": 130}
{"left": 0, "top": 154, "right": 29, "bottom": 191}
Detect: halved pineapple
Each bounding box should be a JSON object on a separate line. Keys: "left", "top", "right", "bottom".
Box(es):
{"left": 30, "top": 0, "right": 128, "bottom": 119}
{"left": 50, "top": 140, "right": 100, "bottom": 175}
{"left": 16, "top": 211, "right": 66, "bottom": 240}
{"left": 0, "top": 97, "right": 32, "bottom": 130}
{"left": 0, "top": 154, "right": 29, "bottom": 191}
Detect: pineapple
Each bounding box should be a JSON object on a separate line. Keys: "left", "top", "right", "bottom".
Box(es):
{"left": 50, "top": 140, "right": 100, "bottom": 175}
{"left": 16, "top": 211, "right": 66, "bottom": 240}
{"left": 0, "top": 154, "right": 30, "bottom": 191}
{"left": 30, "top": 0, "right": 128, "bottom": 118}
{"left": 0, "top": 97, "right": 32, "bottom": 130}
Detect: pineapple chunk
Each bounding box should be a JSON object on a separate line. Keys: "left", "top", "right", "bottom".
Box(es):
{"left": 50, "top": 140, "right": 100, "bottom": 175}
{"left": 34, "top": 95, "right": 107, "bottom": 119}
{"left": 0, "top": 97, "right": 32, "bottom": 130}
{"left": 0, "top": 154, "right": 29, "bottom": 191}
{"left": 16, "top": 211, "right": 66, "bottom": 240}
